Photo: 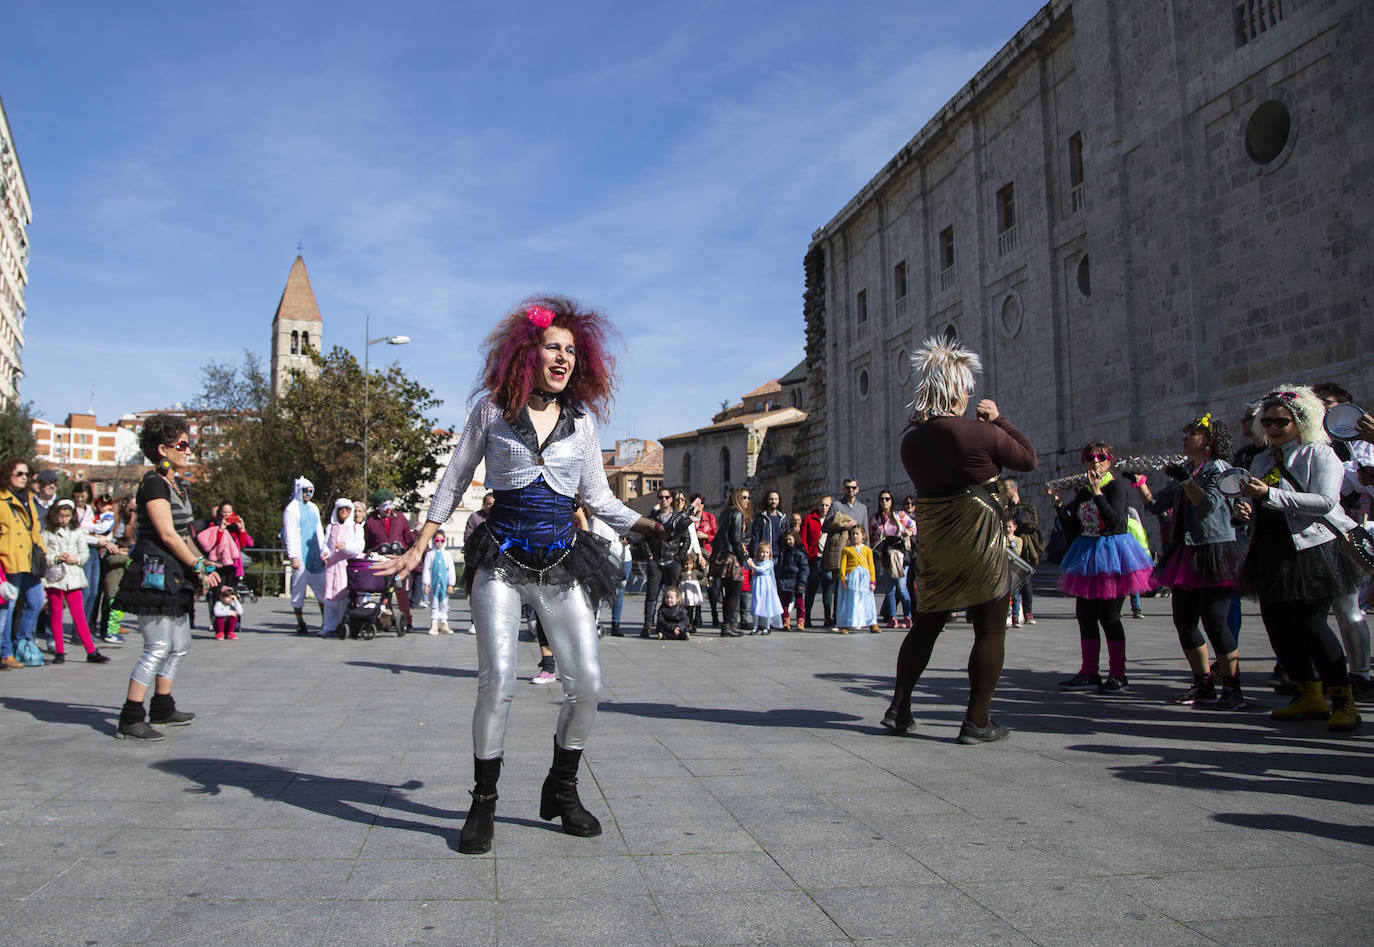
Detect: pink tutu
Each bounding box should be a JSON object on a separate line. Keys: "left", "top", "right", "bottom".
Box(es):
{"left": 1058, "top": 533, "right": 1155, "bottom": 600}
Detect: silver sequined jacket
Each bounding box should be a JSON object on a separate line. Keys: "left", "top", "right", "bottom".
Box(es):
{"left": 425, "top": 394, "right": 641, "bottom": 536}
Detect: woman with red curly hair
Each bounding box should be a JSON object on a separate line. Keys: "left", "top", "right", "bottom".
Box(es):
{"left": 380, "top": 295, "right": 665, "bottom": 854}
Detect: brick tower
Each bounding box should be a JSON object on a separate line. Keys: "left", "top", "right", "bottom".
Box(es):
{"left": 269, "top": 255, "right": 324, "bottom": 400}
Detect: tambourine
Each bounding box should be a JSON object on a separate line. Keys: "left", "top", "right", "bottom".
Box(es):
{"left": 1216, "top": 467, "right": 1250, "bottom": 497}
{"left": 1323, "top": 402, "right": 1365, "bottom": 440}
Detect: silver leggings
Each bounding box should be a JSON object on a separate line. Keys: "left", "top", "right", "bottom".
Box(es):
{"left": 1333, "top": 590, "right": 1371, "bottom": 677}
{"left": 130, "top": 613, "right": 191, "bottom": 687}
{"left": 470, "top": 569, "right": 602, "bottom": 759}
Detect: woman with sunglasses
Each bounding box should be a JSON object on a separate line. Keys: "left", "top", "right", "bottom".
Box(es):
{"left": 1051, "top": 441, "right": 1155, "bottom": 695}
{"left": 0, "top": 458, "right": 47, "bottom": 669}
{"left": 111, "top": 416, "right": 221, "bottom": 739}
{"left": 1236, "top": 386, "right": 1361, "bottom": 731}
{"left": 376, "top": 297, "right": 667, "bottom": 854}
{"left": 1138, "top": 415, "right": 1246, "bottom": 708}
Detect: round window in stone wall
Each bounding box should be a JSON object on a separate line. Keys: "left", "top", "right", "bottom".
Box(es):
{"left": 1076, "top": 255, "right": 1091, "bottom": 298}
{"left": 1245, "top": 100, "right": 1291, "bottom": 165}
{"left": 1000, "top": 293, "right": 1023, "bottom": 338}
{"left": 897, "top": 349, "right": 912, "bottom": 385}
{"left": 858, "top": 368, "right": 870, "bottom": 401}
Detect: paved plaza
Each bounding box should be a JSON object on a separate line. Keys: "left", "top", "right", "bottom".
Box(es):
{"left": 1, "top": 587, "right": 1371, "bottom": 945}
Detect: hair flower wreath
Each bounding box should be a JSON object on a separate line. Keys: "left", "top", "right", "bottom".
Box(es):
{"left": 527, "top": 306, "right": 555, "bottom": 329}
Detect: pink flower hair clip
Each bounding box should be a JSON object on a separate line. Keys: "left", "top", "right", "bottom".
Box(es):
{"left": 526, "top": 306, "right": 555, "bottom": 329}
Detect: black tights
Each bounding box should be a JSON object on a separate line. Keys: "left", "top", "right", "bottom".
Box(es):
{"left": 1172, "top": 586, "right": 1236, "bottom": 654}
{"left": 1260, "top": 598, "right": 1347, "bottom": 684}
{"left": 1076, "top": 596, "right": 1125, "bottom": 642}
{"left": 890, "top": 595, "right": 1010, "bottom": 727}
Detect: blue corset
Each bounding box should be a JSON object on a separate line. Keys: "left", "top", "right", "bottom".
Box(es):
{"left": 487, "top": 477, "right": 576, "bottom": 557}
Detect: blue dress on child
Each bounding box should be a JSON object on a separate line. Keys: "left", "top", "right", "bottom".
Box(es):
{"left": 836, "top": 565, "right": 878, "bottom": 629}
{"left": 751, "top": 560, "right": 783, "bottom": 627}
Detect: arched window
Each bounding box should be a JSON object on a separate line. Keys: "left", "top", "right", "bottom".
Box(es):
{"left": 290, "top": 330, "right": 299, "bottom": 355}
{"left": 301, "top": 331, "right": 310, "bottom": 351}
{"left": 720, "top": 446, "right": 731, "bottom": 485}
{"left": 681, "top": 452, "right": 692, "bottom": 486}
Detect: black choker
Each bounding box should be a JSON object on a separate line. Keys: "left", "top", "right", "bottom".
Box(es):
{"left": 531, "top": 388, "right": 561, "bottom": 403}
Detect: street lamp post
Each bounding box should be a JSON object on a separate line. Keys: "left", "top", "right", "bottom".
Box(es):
{"left": 362, "top": 313, "right": 410, "bottom": 503}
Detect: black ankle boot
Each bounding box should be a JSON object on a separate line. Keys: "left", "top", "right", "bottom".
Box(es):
{"left": 539, "top": 740, "right": 601, "bottom": 837}
{"left": 609, "top": 622, "right": 622, "bottom": 637}
{"left": 116, "top": 699, "right": 164, "bottom": 741}
{"left": 458, "top": 756, "right": 501, "bottom": 854}
{"left": 149, "top": 692, "right": 195, "bottom": 726}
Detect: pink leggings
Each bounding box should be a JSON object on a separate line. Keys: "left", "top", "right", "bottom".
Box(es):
{"left": 47, "top": 588, "right": 95, "bottom": 654}
{"left": 214, "top": 615, "right": 239, "bottom": 637}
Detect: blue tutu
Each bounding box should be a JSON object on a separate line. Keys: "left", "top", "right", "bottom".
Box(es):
{"left": 1058, "top": 533, "right": 1155, "bottom": 600}
{"left": 836, "top": 566, "right": 878, "bottom": 629}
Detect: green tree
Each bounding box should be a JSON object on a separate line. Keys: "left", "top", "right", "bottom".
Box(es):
{"left": 193, "top": 347, "right": 447, "bottom": 543}
{"left": 0, "top": 400, "right": 38, "bottom": 463}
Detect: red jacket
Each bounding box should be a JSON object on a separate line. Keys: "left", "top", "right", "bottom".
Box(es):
{"left": 799, "top": 511, "right": 825, "bottom": 561}
{"left": 695, "top": 510, "right": 718, "bottom": 557}
{"left": 364, "top": 512, "right": 414, "bottom": 551}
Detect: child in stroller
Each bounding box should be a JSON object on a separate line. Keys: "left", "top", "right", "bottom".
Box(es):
{"left": 345, "top": 541, "right": 408, "bottom": 639}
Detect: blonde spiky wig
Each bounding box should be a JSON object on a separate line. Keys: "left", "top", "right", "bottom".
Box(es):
{"left": 1258, "top": 384, "right": 1328, "bottom": 445}
{"left": 909, "top": 335, "right": 982, "bottom": 418}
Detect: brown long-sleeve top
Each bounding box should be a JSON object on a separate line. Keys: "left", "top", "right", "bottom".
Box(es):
{"left": 900, "top": 416, "right": 1037, "bottom": 493}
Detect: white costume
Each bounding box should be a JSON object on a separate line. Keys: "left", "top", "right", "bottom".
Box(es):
{"left": 282, "top": 476, "right": 327, "bottom": 613}
{"left": 321, "top": 498, "right": 365, "bottom": 636}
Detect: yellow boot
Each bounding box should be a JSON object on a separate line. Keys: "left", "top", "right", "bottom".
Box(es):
{"left": 1270, "top": 680, "right": 1328, "bottom": 721}
{"left": 1327, "top": 684, "right": 1363, "bottom": 732}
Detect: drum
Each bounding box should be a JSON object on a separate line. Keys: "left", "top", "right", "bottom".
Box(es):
{"left": 1323, "top": 402, "right": 1365, "bottom": 440}
{"left": 1216, "top": 467, "right": 1249, "bottom": 497}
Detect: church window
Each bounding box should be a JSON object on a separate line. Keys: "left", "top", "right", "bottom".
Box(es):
{"left": 1069, "top": 133, "right": 1085, "bottom": 213}
{"left": 1234, "top": 0, "right": 1284, "bottom": 47}
{"left": 290, "top": 330, "right": 299, "bottom": 355}
{"left": 893, "top": 260, "right": 907, "bottom": 300}
{"left": 301, "top": 331, "right": 311, "bottom": 351}
{"left": 858, "top": 368, "right": 870, "bottom": 401}
{"left": 682, "top": 452, "right": 692, "bottom": 486}
{"left": 996, "top": 183, "right": 1017, "bottom": 255}
{"left": 939, "top": 227, "right": 955, "bottom": 290}
{"left": 720, "top": 446, "right": 731, "bottom": 485}
{"left": 856, "top": 289, "right": 867, "bottom": 324}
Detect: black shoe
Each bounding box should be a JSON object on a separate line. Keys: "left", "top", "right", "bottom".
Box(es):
{"left": 116, "top": 721, "right": 164, "bottom": 741}
{"left": 1210, "top": 686, "right": 1247, "bottom": 710}
{"left": 458, "top": 756, "right": 502, "bottom": 854}
{"left": 540, "top": 742, "right": 601, "bottom": 838}
{"left": 150, "top": 710, "right": 195, "bottom": 726}
{"left": 1098, "top": 675, "right": 1130, "bottom": 695}
{"left": 1171, "top": 676, "right": 1216, "bottom": 705}
{"left": 880, "top": 704, "right": 914, "bottom": 734}
{"left": 956, "top": 718, "right": 1009, "bottom": 744}
{"left": 1350, "top": 675, "right": 1374, "bottom": 702}
{"left": 52, "top": 653, "right": 66, "bottom": 664}
{"left": 639, "top": 629, "right": 651, "bottom": 639}
{"left": 86, "top": 650, "right": 110, "bottom": 664}
{"left": 1059, "top": 673, "right": 1101, "bottom": 691}
{"left": 295, "top": 620, "right": 310, "bottom": 635}
{"left": 721, "top": 626, "right": 743, "bottom": 637}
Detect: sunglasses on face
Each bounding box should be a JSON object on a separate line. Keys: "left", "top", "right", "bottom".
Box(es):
{"left": 11, "top": 471, "right": 28, "bottom": 478}
{"left": 879, "top": 496, "right": 892, "bottom": 502}
{"left": 1259, "top": 417, "right": 1293, "bottom": 429}
{"left": 1082, "top": 453, "right": 1111, "bottom": 463}
{"left": 171, "top": 440, "right": 191, "bottom": 451}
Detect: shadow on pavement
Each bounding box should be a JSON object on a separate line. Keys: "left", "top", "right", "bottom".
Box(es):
{"left": 601, "top": 701, "right": 868, "bottom": 733}
{"left": 345, "top": 660, "right": 477, "bottom": 678}
{"left": 151, "top": 757, "right": 552, "bottom": 848}
{"left": 1212, "top": 811, "right": 1374, "bottom": 847}
{"left": 0, "top": 696, "right": 116, "bottom": 736}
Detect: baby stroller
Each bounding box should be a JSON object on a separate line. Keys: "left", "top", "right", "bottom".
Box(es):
{"left": 345, "top": 546, "right": 406, "bottom": 639}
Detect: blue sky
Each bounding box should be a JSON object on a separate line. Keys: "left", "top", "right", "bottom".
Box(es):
{"left": 4, "top": 0, "right": 1043, "bottom": 446}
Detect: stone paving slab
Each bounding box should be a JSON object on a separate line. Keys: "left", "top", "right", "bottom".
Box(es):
{"left": 0, "top": 592, "right": 1371, "bottom": 945}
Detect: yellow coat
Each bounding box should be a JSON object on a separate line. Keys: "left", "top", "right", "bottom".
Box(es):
{"left": 0, "top": 488, "right": 45, "bottom": 575}
{"left": 840, "top": 543, "right": 875, "bottom": 584}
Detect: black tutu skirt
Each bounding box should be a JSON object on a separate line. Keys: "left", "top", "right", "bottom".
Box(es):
{"left": 463, "top": 523, "right": 623, "bottom": 605}
{"left": 1239, "top": 534, "right": 1359, "bottom": 603}
{"left": 1153, "top": 540, "right": 1245, "bottom": 591}
{"left": 112, "top": 565, "right": 195, "bottom": 618}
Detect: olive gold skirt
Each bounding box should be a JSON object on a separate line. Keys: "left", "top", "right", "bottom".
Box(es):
{"left": 915, "top": 485, "right": 1012, "bottom": 613}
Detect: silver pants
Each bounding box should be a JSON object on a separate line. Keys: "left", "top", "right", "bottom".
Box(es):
{"left": 1333, "top": 590, "right": 1370, "bottom": 677}
{"left": 130, "top": 613, "right": 191, "bottom": 687}
{"left": 470, "top": 569, "right": 602, "bottom": 759}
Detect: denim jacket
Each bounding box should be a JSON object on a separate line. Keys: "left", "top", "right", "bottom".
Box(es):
{"left": 1247, "top": 441, "right": 1355, "bottom": 551}
{"left": 1148, "top": 459, "right": 1237, "bottom": 547}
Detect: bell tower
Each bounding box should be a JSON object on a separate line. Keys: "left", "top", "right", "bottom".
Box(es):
{"left": 269, "top": 255, "right": 324, "bottom": 399}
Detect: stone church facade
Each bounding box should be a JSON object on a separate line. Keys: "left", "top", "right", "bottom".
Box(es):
{"left": 795, "top": 0, "right": 1373, "bottom": 511}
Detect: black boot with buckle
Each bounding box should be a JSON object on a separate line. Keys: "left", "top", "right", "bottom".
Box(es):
{"left": 458, "top": 756, "right": 502, "bottom": 854}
